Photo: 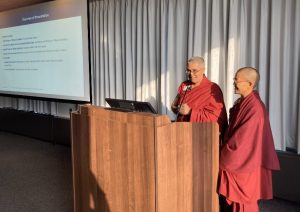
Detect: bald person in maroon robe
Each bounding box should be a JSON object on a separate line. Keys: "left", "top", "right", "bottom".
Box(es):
{"left": 218, "top": 67, "right": 280, "bottom": 212}
{"left": 171, "top": 56, "right": 227, "bottom": 135}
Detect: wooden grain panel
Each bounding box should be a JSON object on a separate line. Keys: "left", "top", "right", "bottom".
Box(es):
{"left": 96, "top": 117, "right": 129, "bottom": 211}
{"left": 72, "top": 105, "right": 219, "bottom": 212}
{"left": 93, "top": 107, "right": 157, "bottom": 212}
{"left": 156, "top": 122, "right": 219, "bottom": 212}
{"left": 156, "top": 122, "right": 193, "bottom": 212}
{"left": 71, "top": 112, "right": 98, "bottom": 212}
{"left": 192, "top": 123, "right": 219, "bottom": 212}
{"left": 126, "top": 123, "right": 155, "bottom": 212}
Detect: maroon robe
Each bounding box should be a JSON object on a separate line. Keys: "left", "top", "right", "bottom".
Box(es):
{"left": 218, "top": 91, "right": 280, "bottom": 211}
{"left": 176, "top": 76, "right": 227, "bottom": 134}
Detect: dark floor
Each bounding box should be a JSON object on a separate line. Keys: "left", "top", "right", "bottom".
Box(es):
{"left": 0, "top": 131, "right": 73, "bottom": 212}
{"left": 260, "top": 198, "right": 300, "bottom": 212}
{"left": 1, "top": 131, "right": 300, "bottom": 212}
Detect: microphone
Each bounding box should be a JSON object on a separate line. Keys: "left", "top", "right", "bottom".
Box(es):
{"left": 175, "top": 85, "right": 191, "bottom": 121}
{"left": 183, "top": 85, "right": 192, "bottom": 91}
{"left": 186, "top": 72, "right": 191, "bottom": 81}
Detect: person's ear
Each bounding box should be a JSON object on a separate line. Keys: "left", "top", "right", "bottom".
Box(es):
{"left": 248, "top": 81, "right": 254, "bottom": 88}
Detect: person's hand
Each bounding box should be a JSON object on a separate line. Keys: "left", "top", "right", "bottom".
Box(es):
{"left": 171, "top": 94, "right": 180, "bottom": 114}
{"left": 171, "top": 104, "right": 178, "bottom": 113}
{"left": 179, "top": 103, "right": 191, "bottom": 115}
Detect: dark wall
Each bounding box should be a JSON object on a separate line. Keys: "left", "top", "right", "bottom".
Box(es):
{"left": 0, "top": 108, "right": 70, "bottom": 145}
{"left": 273, "top": 151, "right": 300, "bottom": 203}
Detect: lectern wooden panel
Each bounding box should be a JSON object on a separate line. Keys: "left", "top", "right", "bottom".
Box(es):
{"left": 156, "top": 122, "right": 219, "bottom": 212}
{"left": 71, "top": 105, "right": 219, "bottom": 212}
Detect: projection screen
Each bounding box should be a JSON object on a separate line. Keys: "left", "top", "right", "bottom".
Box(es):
{"left": 0, "top": 0, "right": 91, "bottom": 102}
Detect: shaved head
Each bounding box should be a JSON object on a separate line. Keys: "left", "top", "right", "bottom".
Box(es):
{"left": 188, "top": 56, "right": 205, "bottom": 68}
{"left": 236, "top": 67, "right": 260, "bottom": 88}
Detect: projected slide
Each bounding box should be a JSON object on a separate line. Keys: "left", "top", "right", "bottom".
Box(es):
{"left": 0, "top": 0, "right": 90, "bottom": 102}
{"left": 0, "top": 17, "right": 84, "bottom": 96}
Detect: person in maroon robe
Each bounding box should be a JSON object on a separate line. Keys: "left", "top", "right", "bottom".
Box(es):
{"left": 171, "top": 56, "right": 227, "bottom": 135}
{"left": 218, "top": 67, "right": 280, "bottom": 212}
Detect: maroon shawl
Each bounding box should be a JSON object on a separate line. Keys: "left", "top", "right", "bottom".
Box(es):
{"left": 177, "top": 76, "right": 227, "bottom": 134}
{"left": 220, "top": 91, "right": 280, "bottom": 173}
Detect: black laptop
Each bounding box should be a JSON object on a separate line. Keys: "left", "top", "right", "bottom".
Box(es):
{"left": 105, "top": 98, "right": 157, "bottom": 114}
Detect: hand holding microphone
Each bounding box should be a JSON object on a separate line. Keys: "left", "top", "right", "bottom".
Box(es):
{"left": 175, "top": 85, "right": 191, "bottom": 120}
{"left": 178, "top": 103, "right": 191, "bottom": 115}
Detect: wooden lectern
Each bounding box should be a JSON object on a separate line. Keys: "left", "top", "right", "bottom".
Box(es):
{"left": 71, "top": 105, "right": 219, "bottom": 212}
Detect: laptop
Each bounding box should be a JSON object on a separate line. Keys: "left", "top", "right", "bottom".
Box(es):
{"left": 105, "top": 98, "right": 157, "bottom": 114}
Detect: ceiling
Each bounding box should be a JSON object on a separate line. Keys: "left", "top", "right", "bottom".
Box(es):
{"left": 0, "top": 0, "right": 52, "bottom": 12}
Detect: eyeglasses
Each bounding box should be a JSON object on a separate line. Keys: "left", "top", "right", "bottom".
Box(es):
{"left": 233, "top": 78, "right": 249, "bottom": 84}
{"left": 234, "top": 81, "right": 249, "bottom": 84}
{"left": 186, "top": 69, "right": 202, "bottom": 74}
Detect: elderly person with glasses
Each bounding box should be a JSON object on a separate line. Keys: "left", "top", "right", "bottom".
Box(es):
{"left": 171, "top": 56, "right": 227, "bottom": 137}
